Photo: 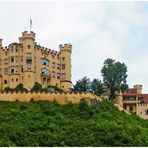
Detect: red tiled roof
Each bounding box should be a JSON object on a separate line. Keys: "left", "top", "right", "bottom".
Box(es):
{"left": 138, "top": 94, "right": 148, "bottom": 103}
{"left": 123, "top": 88, "right": 137, "bottom": 96}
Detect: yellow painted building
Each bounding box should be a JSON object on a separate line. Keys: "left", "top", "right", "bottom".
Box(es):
{"left": 0, "top": 31, "right": 72, "bottom": 91}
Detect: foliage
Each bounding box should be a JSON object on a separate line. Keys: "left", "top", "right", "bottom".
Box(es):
{"left": 120, "top": 83, "right": 129, "bottom": 93}
{"left": 3, "top": 84, "right": 27, "bottom": 92}
{"left": 73, "top": 76, "right": 90, "bottom": 92}
{"left": 101, "top": 58, "right": 128, "bottom": 100}
{"left": 31, "top": 82, "right": 42, "bottom": 92}
{"left": 90, "top": 79, "right": 104, "bottom": 96}
{"left": 0, "top": 100, "right": 148, "bottom": 146}
{"left": 73, "top": 77, "right": 104, "bottom": 96}
{"left": 14, "top": 84, "right": 27, "bottom": 92}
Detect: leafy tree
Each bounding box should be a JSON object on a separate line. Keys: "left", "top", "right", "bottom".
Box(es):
{"left": 31, "top": 82, "right": 42, "bottom": 92}
{"left": 120, "top": 83, "right": 129, "bottom": 93}
{"left": 14, "top": 84, "right": 27, "bottom": 92}
{"left": 90, "top": 79, "right": 103, "bottom": 96}
{"left": 73, "top": 76, "right": 90, "bottom": 92}
{"left": 101, "top": 58, "right": 128, "bottom": 100}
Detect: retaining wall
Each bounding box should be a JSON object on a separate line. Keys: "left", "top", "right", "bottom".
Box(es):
{"left": 0, "top": 91, "right": 101, "bottom": 105}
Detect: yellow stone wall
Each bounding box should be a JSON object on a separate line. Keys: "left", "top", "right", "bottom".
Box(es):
{"left": 0, "top": 92, "right": 101, "bottom": 105}
{"left": 136, "top": 104, "right": 148, "bottom": 120}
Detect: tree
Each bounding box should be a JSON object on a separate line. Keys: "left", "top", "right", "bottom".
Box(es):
{"left": 90, "top": 79, "right": 103, "bottom": 96}
{"left": 31, "top": 82, "right": 42, "bottom": 92}
{"left": 14, "top": 83, "right": 27, "bottom": 92}
{"left": 120, "top": 83, "right": 129, "bottom": 93}
{"left": 73, "top": 76, "right": 90, "bottom": 92}
{"left": 101, "top": 58, "right": 128, "bottom": 100}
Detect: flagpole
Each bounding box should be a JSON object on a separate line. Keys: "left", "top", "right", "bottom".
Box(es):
{"left": 30, "top": 17, "right": 32, "bottom": 33}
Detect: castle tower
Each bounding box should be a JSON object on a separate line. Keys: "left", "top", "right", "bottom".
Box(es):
{"left": 114, "top": 91, "right": 123, "bottom": 107}
{"left": 59, "top": 44, "right": 72, "bottom": 91}
{"left": 134, "top": 84, "right": 142, "bottom": 94}
{"left": 19, "top": 31, "right": 35, "bottom": 90}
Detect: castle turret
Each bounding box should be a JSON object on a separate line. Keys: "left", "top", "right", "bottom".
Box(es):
{"left": 19, "top": 31, "right": 36, "bottom": 90}
{"left": 134, "top": 84, "right": 142, "bottom": 94}
{"left": 59, "top": 44, "right": 72, "bottom": 91}
{"left": 114, "top": 91, "right": 123, "bottom": 107}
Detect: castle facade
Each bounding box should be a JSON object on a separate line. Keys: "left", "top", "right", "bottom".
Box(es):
{"left": 122, "top": 84, "right": 148, "bottom": 119}
{"left": 0, "top": 31, "right": 72, "bottom": 91}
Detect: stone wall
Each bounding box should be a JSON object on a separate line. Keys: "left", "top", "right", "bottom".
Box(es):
{"left": 136, "top": 103, "right": 148, "bottom": 120}
{"left": 0, "top": 91, "right": 101, "bottom": 105}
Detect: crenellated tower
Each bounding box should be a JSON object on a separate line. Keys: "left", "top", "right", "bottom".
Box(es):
{"left": 134, "top": 84, "right": 142, "bottom": 94}
{"left": 59, "top": 44, "right": 72, "bottom": 91}
{"left": 19, "top": 31, "right": 36, "bottom": 90}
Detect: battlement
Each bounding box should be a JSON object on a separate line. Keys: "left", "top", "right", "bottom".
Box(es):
{"left": 134, "top": 84, "right": 142, "bottom": 94}
{"left": 0, "top": 91, "right": 101, "bottom": 105}
{"left": 137, "top": 103, "right": 148, "bottom": 106}
{"left": 59, "top": 44, "right": 72, "bottom": 52}
{"left": 19, "top": 31, "right": 36, "bottom": 41}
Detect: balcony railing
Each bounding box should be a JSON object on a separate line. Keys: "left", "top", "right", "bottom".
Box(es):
{"left": 123, "top": 100, "right": 139, "bottom": 104}
{"left": 26, "top": 56, "right": 32, "bottom": 61}
{"left": 41, "top": 73, "right": 51, "bottom": 78}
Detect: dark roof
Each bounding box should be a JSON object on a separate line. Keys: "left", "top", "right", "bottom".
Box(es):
{"left": 123, "top": 88, "right": 137, "bottom": 96}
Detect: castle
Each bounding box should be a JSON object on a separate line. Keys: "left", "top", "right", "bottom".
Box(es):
{"left": 116, "top": 84, "right": 148, "bottom": 120}
{"left": 0, "top": 31, "right": 72, "bottom": 91}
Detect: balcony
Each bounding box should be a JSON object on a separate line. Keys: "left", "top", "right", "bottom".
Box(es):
{"left": 123, "top": 100, "right": 137, "bottom": 104}
{"left": 26, "top": 56, "right": 32, "bottom": 62}
{"left": 41, "top": 73, "right": 51, "bottom": 78}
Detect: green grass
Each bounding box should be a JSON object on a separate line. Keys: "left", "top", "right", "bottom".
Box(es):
{"left": 0, "top": 100, "right": 148, "bottom": 146}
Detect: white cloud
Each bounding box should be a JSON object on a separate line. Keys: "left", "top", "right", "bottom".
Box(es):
{"left": 0, "top": 1, "right": 148, "bottom": 92}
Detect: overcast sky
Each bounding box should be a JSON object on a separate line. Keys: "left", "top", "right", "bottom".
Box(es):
{"left": 0, "top": 1, "right": 148, "bottom": 92}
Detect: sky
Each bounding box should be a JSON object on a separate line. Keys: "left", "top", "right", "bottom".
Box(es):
{"left": 0, "top": 1, "right": 148, "bottom": 92}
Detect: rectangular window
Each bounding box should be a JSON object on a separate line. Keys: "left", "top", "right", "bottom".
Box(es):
{"left": 41, "top": 58, "right": 49, "bottom": 66}
{"left": 62, "top": 57, "right": 65, "bottom": 61}
{"left": 62, "top": 64, "right": 65, "bottom": 70}
{"left": 4, "top": 68, "right": 8, "bottom": 75}
{"left": 15, "top": 56, "right": 19, "bottom": 62}
{"left": 28, "top": 45, "right": 31, "bottom": 49}
{"left": 11, "top": 68, "right": 14, "bottom": 74}
{"left": 57, "top": 64, "right": 60, "bottom": 69}
{"left": 21, "top": 65, "right": 23, "bottom": 72}
{"left": 11, "top": 57, "right": 14, "bottom": 62}
{"left": 11, "top": 49, "right": 13, "bottom": 53}
{"left": 57, "top": 73, "right": 60, "bottom": 79}
{"left": 15, "top": 49, "right": 18, "bottom": 52}
{"left": 15, "top": 66, "right": 19, "bottom": 72}
{"left": 52, "top": 62, "right": 55, "bottom": 68}
{"left": 21, "top": 56, "right": 23, "bottom": 62}
{"left": 52, "top": 71, "right": 55, "bottom": 78}
{"left": 4, "top": 58, "right": 8, "bottom": 64}
{"left": 27, "top": 63, "right": 31, "bottom": 70}
{"left": 61, "top": 73, "right": 65, "bottom": 79}
{"left": 4, "top": 80, "right": 7, "bottom": 84}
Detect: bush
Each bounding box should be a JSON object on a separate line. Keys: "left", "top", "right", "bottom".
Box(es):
{"left": 31, "top": 82, "right": 42, "bottom": 92}
{"left": 14, "top": 84, "right": 27, "bottom": 92}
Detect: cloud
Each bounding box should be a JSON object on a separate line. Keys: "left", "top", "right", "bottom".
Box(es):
{"left": 0, "top": 1, "right": 148, "bottom": 92}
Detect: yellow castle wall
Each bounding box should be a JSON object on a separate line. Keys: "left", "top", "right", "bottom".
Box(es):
{"left": 0, "top": 92, "right": 101, "bottom": 105}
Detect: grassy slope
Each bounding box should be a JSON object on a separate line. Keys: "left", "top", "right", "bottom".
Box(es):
{"left": 0, "top": 100, "right": 148, "bottom": 147}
